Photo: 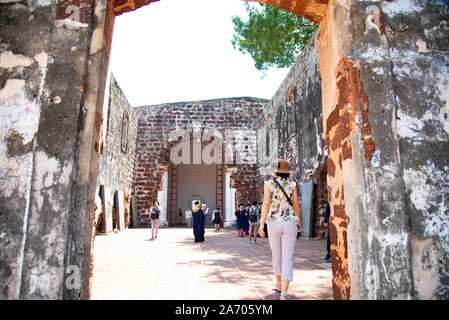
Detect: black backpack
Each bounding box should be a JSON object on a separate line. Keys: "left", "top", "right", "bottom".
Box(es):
{"left": 150, "top": 207, "right": 160, "bottom": 220}
{"left": 249, "top": 206, "right": 259, "bottom": 222}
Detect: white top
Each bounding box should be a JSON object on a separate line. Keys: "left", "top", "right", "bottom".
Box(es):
{"left": 185, "top": 210, "right": 192, "bottom": 219}
{"left": 264, "top": 177, "right": 298, "bottom": 222}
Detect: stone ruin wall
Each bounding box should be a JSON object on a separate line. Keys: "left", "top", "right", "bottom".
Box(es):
{"left": 317, "top": 0, "right": 449, "bottom": 300}
{"left": 96, "top": 73, "right": 138, "bottom": 232}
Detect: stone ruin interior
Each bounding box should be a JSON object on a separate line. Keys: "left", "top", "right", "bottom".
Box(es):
{"left": 0, "top": 0, "right": 448, "bottom": 300}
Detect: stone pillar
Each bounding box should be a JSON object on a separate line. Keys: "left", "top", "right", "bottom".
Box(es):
{"left": 318, "top": 0, "right": 449, "bottom": 300}
{"left": 381, "top": 0, "right": 448, "bottom": 300}
{"left": 62, "top": 0, "right": 115, "bottom": 300}
{"left": 0, "top": 0, "right": 109, "bottom": 300}
{"left": 224, "top": 170, "right": 236, "bottom": 228}
{"left": 103, "top": 187, "right": 113, "bottom": 233}
{"left": 157, "top": 170, "right": 169, "bottom": 227}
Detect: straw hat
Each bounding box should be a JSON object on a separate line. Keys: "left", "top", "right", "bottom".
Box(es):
{"left": 273, "top": 159, "right": 290, "bottom": 175}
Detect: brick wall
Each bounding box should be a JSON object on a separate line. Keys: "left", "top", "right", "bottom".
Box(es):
{"left": 230, "top": 163, "right": 261, "bottom": 205}
{"left": 134, "top": 97, "right": 268, "bottom": 225}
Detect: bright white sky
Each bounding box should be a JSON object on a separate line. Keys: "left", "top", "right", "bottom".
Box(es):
{"left": 109, "top": 0, "right": 290, "bottom": 107}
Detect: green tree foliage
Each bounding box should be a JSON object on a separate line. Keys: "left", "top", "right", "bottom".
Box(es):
{"left": 231, "top": 3, "right": 318, "bottom": 71}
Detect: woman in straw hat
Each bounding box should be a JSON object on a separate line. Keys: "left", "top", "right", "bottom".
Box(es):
{"left": 259, "top": 159, "right": 302, "bottom": 300}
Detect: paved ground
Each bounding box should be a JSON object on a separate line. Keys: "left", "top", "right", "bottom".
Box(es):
{"left": 91, "top": 227, "right": 333, "bottom": 300}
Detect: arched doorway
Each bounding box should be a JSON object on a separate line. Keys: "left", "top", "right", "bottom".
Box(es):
{"left": 167, "top": 140, "right": 225, "bottom": 227}
{"left": 169, "top": 162, "right": 223, "bottom": 227}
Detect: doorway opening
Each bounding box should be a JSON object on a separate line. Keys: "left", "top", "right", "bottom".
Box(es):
{"left": 167, "top": 138, "right": 226, "bottom": 227}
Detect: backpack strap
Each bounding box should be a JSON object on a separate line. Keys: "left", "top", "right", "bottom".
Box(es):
{"left": 273, "top": 177, "right": 294, "bottom": 207}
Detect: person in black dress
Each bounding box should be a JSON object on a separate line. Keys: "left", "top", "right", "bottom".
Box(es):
{"left": 235, "top": 203, "right": 245, "bottom": 237}
{"left": 243, "top": 204, "right": 250, "bottom": 236}
{"left": 212, "top": 207, "right": 222, "bottom": 231}
{"left": 192, "top": 201, "right": 206, "bottom": 242}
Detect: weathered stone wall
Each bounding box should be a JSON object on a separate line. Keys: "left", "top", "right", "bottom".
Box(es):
{"left": 381, "top": 0, "right": 449, "bottom": 300}
{"left": 318, "top": 0, "right": 449, "bottom": 300}
{"left": 96, "top": 73, "right": 138, "bottom": 231}
{"left": 134, "top": 98, "right": 267, "bottom": 225}
{"left": 257, "top": 31, "right": 327, "bottom": 237}
{"left": 0, "top": 0, "right": 97, "bottom": 299}
{"left": 98, "top": 73, "right": 137, "bottom": 193}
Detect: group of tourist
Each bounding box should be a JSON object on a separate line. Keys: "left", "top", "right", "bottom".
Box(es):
{"left": 147, "top": 159, "right": 317, "bottom": 300}
{"left": 147, "top": 202, "right": 221, "bottom": 241}
{"left": 234, "top": 201, "right": 264, "bottom": 243}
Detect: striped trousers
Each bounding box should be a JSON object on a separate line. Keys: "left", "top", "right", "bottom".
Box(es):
{"left": 267, "top": 220, "right": 297, "bottom": 281}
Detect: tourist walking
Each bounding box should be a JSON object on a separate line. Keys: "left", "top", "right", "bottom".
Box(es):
{"left": 259, "top": 159, "right": 302, "bottom": 300}
{"left": 150, "top": 201, "right": 161, "bottom": 240}
{"left": 248, "top": 200, "right": 260, "bottom": 243}
{"left": 212, "top": 207, "right": 223, "bottom": 231}
{"left": 185, "top": 207, "right": 192, "bottom": 228}
{"left": 192, "top": 201, "right": 206, "bottom": 242}
{"left": 235, "top": 203, "right": 246, "bottom": 237}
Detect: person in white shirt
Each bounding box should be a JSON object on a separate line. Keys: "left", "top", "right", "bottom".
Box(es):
{"left": 185, "top": 208, "right": 192, "bottom": 228}
{"left": 201, "top": 203, "right": 209, "bottom": 224}
{"left": 259, "top": 159, "right": 302, "bottom": 300}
